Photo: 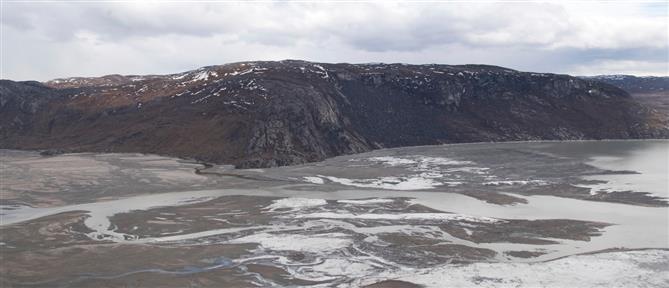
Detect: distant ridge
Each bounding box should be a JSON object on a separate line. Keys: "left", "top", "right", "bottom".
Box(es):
{"left": 580, "top": 75, "right": 669, "bottom": 94}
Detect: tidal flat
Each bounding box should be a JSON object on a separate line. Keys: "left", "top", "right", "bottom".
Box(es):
{"left": 1, "top": 140, "right": 667, "bottom": 287}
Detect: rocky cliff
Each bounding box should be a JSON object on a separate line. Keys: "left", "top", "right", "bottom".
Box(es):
{"left": 2, "top": 61, "right": 667, "bottom": 168}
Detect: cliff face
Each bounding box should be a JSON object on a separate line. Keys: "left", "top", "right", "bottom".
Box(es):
{"left": 2, "top": 61, "right": 667, "bottom": 168}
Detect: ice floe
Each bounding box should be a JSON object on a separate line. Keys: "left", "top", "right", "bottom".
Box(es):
{"left": 337, "top": 198, "right": 395, "bottom": 205}
{"left": 290, "top": 258, "right": 379, "bottom": 282}
{"left": 306, "top": 155, "right": 492, "bottom": 190}
{"left": 293, "top": 212, "right": 501, "bottom": 223}
{"left": 367, "top": 156, "right": 473, "bottom": 168}
{"left": 483, "top": 180, "right": 549, "bottom": 186}
{"left": 303, "top": 176, "right": 325, "bottom": 184}
{"left": 229, "top": 232, "right": 351, "bottom": 253}
{"left": 367, "top": 156, "right": 417, "bottom": 166}
{"left": 265, "top": 197, "right": 327, "bottom": 211}
{"left": 323, "top": 175, "right": 442, "bottom": 190}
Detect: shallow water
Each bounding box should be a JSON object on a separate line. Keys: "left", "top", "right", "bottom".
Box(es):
{"left": 581, "top": 142, "right": 668, "bottom": 198}
{"left": 1, "top": 140, "right": 668, "bottom": 287}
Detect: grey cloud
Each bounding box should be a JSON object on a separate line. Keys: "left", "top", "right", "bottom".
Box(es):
{"left": 1, "top": 2, "right": 667, "bottom": 80}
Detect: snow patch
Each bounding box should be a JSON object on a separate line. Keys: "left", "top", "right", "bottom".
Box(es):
{"left": 172, "top": 73, "right": 188, "bottom": 80}
{"left": 189, "top": 70, "right": 218, "bottom": 82}
{"left": 312, "top": 64, "right": 329, "bottom": 78}
{"left": 228, "top": 68, "right": 254, "bottom": 76}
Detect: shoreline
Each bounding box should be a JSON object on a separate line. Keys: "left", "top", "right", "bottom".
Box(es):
{"left": 3, "top": 138, "right": 668, "bottom": 170}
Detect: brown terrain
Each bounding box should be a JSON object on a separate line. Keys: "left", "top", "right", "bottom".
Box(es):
{"left": 1, "top": 61, "right": 667, "bottom": 168}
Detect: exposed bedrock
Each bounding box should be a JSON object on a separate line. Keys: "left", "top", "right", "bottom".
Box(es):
{"left": 1, "top": 61, "right": 667, "bottom": 168}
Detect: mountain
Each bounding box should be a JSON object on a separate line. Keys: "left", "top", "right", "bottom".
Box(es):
{"left": 1, "top": 61, "right": 667, "bottom": 168}
{"left": 582, "top": 75, "right": 669, "bottom": 122}
{"left": 581, "top": 75, "right": 669, "bottom": 94}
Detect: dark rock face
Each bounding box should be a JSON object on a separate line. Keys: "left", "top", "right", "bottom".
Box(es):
{"left": 1, "top": 61, "right": 667, "bottom": 168}
{"left": 0, "top": 80, "right": 63, "bottom": 141}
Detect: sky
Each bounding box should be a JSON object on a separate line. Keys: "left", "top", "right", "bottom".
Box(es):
{"left": 2, "top": 0, "right": 667, "bottom": 81}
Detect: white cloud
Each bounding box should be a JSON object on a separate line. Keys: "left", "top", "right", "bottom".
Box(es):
{"left": 1, "top": 1, "right": 667, "bottom": 81}
{"left": 571, "top": 59, "right": 669, "bottom": 76}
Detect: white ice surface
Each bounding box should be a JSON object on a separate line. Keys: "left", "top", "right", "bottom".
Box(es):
{"left": 367, "top": 156, "right": 417, "bottom": 166}
{"left": 321, "top": 156, "right": 488, "bottom": 190}
{"left": 484, "top": 180, "right": 548, "bottom": 186}
{"left": 358, "top": 249, "right": 669, "bottom": 288}
{"left": 367, "top": 156, "right": 472, "bottom": 167}
{"left": 293, "top": 212, "right": 500, "bottom": 223}
{"left": 323, "top": 175, "right": 442, "bottom": 190}
{"left": 265, "top": 198, "right": 327, "bottom": 211}
{"left": 229, "top": 232, "right": 351, "bottom": 253}
{"left": 337, "top": 199, "right": 394, "bottom": 205}
{"left": 303, "top": 176, "right": 325, "bottom": 184}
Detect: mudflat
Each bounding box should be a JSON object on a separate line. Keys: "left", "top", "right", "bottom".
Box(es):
{"left": 1, "top": 140, "right": 667, "bottom": 287}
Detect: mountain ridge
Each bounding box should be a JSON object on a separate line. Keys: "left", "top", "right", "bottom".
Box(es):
{"left": 2, "top": 60, "right": 667, "bottom": 168}
{"left": 579, "top": 74, "right": 668, "bottom": 94}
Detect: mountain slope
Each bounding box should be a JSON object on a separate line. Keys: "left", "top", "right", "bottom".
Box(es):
{"left": 581, "top": 75, "right": 669, "bottom": 94}
{"left": 2, "top": 61, "right": 667, "bottom": 168}
{"left": 583, "top": 75, "right": 669, "bottom": 124}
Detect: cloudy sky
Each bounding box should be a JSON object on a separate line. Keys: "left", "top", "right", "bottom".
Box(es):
{"left": 2, "top": 0, "right": 667, "bottom": 81}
